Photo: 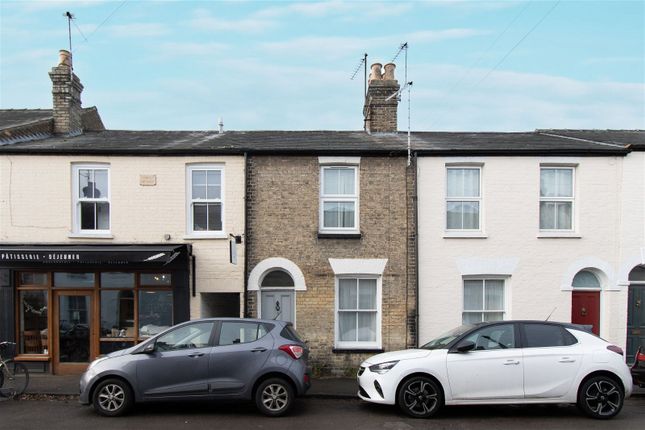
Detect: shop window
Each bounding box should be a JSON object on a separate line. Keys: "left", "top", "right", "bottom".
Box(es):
{"left": 19, "top": 290, "right": 48, "bottom": 355}
{"left": 139, "top": 290, "right": 173, "bottom": 338}
{"left": 54, "top": 272, "right": 95, "bottom": 288}
{"left": 100, "top": 290, "right": 135, "bottom": 338}
{"left": 140, "top": 273, "right": 172, "bottom": 286}
{"left": 100, "top": 272, "right": 135, "bottom": 288}
{"left": 19, "top": 272, "right": 48, "bottom": 286}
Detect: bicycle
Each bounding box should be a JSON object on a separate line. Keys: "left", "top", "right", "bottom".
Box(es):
{"left": 0, "top": 341, "right": 29, "bottom": 399}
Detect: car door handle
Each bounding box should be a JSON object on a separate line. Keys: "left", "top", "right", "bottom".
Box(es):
{"left": 558, "top": 357, "right": 576, "bottom": 363}
{"left": 188, "top": 352, "right": 205, "bottom": 358}
{"left": 504, "top": 360, "right": 520, "bottom": 365}
{"left": 251, "top": 347, "right": 267, "bottom": 353}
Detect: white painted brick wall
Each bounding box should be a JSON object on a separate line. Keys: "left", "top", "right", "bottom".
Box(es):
{"left": 0, "top": 155, "right": 245, "bottom": 319}
{"left": 417, "top": 155, "right": 632, "bottom": 349}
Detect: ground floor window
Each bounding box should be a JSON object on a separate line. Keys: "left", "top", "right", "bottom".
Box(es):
{"left": 335, "top": 277, "right": 381, "bottom": 349}
{"left": 462, "top": 278, "right": 505, "bottom": 324}
{"left": 16, "top": 271, "right": 174, "bottom": 359}
{"left": 19, "top": 290, "right": 48, "bottom": 355}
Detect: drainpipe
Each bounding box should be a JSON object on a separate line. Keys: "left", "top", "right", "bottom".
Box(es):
{"left": 243, "top": 151, "right": 249, "bottom": 318}
{"left": 413, "top": 152, "right": 419, "bottom": 347}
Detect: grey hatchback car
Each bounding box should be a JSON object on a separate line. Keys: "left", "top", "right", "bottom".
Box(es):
{"left": 80, "top": 318, "right": 310, "bottom": 417}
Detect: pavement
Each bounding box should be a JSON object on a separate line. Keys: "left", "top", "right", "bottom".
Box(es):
{"left": 25, "top": 373, "right": 644, "bottom": 398}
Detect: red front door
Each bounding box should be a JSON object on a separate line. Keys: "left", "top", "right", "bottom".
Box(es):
{"left": 572, "top": 291, "right": 600, "bottom": 335}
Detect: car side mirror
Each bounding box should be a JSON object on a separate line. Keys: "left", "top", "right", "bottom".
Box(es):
{"left": 140, "top": 342, "right": 155, "bottom": 354}
{"left": 455, "top": 340, "right": 476, "bottom": 353}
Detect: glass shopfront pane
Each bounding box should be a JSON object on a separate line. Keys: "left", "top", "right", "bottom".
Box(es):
{"left": 101, "top": 272, "right": 135, "bottom": 288}
{"left": 140, "top": 273, "right": 172, "bottom": 286}
{"left": 19, "top": 290, "right": 48, "bottom": 354}
{"left": 100, "top": 290, "right": 135, "bottom": 338}
{"left": 138, "top": 291, "right": 173, "bottom": 338}
{"left": 58, "top": 295, "right": 91, "bottom": 363}
{"left": 19, "top": 272, "right": 48, "bottom": 286}
{"left": 54, "top": 272, "right": 95, "bottom": 288}
{"left": 100, "top": 341, "right": 135, "bottom": 355}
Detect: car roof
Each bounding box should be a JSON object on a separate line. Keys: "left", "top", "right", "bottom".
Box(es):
{"left": 472, "top": 320, "right": 592, "bottom": 332}
{"left": 184, "top": 317, "right": 290, "bottom": 326}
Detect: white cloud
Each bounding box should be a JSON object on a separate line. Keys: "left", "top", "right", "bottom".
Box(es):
{"left": 411, "top": 63, "right": 645, "bottom": 131}
{"left": 154, "top": 41, "right": 229, "bottom": 57}
{"left": 260, "top": 28, "right": 487, "bottom": 61}
{"left": 106, "top": 23, "right": 168, "bottom": 38}
{"left": 186, "top": 8, "right": 277, "bottom": 33}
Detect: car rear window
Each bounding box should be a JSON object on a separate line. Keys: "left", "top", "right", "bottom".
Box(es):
{"left": 280, "top": 325, "right": 303, "bottom": 343}
{"left": 524, "top": 323, "right": 577, "bottom": 348}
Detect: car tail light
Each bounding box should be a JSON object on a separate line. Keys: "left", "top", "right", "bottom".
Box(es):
{"left": 279, "top": 344, "right": 304, "bottom": 359}
{"left": 607, "top": 345, "right": 623, "bottom": 356}
{"left": 636, "top": 349, "right": 645, "bottom": 363}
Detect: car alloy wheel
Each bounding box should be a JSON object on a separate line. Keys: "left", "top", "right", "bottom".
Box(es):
{"left": 578, "top": 376, "right": 624, "bottom": 419}
{"left": 255, "top": 378, "right": 293, "bottom": 417}
{"left": 398, "top": 376, "right": 443, "bottom": 418}
{"left": 92, "top": 378, "right": 133, "bottom": 417}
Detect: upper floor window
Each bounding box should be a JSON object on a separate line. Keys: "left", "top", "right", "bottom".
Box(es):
{"left": 187, "top": 165, "right": 223, "bottom": 235}
{"left": 540, "top": 167, "right": 574, "bottom": 231}
{"left": 72, "top": 164, "right": 110, "bottom": 234}
{"left": 320, "top": 165, "right": 359, "bottom": 233}
{"left": 446, "top": 167, "right": 481, "bottom": 230}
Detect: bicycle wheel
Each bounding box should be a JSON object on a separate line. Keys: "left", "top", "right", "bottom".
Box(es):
{"left": 0, "top": 361, "right": 29, "bottom": 399}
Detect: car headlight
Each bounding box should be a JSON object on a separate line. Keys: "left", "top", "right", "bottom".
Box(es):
{"left": 369, "top": 360, "right": 399, "bottom": 374}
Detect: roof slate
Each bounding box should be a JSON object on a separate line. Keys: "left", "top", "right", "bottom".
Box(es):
{"left": 537, "top": 129, "right": 645, "bottom": 150}
{"left": 0, "top": 129, "right": 634, "bottom": 156}
{"left": 0, "top": 109, "right": 53, "bottom": 129}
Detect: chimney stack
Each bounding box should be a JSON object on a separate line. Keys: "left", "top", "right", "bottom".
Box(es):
{"left": 49, "top": 49, "right": 84, "bottom": 135}
{"left": 363, "top": 62, "right": 399, "bottom": 133}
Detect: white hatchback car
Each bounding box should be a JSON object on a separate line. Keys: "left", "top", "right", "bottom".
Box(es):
{"left": 358, "top": 321, "right": 632, "bottom": 419}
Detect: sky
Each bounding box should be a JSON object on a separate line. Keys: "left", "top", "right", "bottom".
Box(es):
{"left": 1, "top": 0, "right": 643, "bottom": 132}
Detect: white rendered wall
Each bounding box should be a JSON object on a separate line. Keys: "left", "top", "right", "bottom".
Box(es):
{"left": 417, "top": 155, "right": 626, "bottom": 347}
{"left": 0, "top": 155, "right": 245, "bottom": 319}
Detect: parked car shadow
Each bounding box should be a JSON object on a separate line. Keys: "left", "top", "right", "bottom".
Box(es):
{"left": 120, "top": 398, "right": 310, "bottom": 418}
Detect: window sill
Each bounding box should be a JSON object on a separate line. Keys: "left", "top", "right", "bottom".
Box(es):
{"left": 183, "top": 233, "right": 228, "bottom": 240}
{"left": 14, "top": 354, "right": 50, "bottom": 362}
{"left": 318, "top": 232, "right": 362, "bottom": 239}
{"left": 333, "top": 348, "right": 384, "bottom": 354}
{"left": 68, "top": 233, "right": 114, "bottom": 239}
{"left": 537, "top": 232, "right": 581, "bottom": 239}
{"left": 443, "top": 232, "right": 487, "bottom": 239}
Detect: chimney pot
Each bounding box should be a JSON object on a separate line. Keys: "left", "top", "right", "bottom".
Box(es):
{"left": 369, "top": 63, "right": 383, "bottom": 82}
{"left": 58, "top": 49, "right": 72, "bottom": 67}
{"left": 383, "top": 63, "right": 396, "bottom": 81}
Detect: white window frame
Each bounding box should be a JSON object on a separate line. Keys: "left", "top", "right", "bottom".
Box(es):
{"left": 319, "top": 165, "right": 359, "bottom": 234}
{"left": 462, "top": 277, "right": 507, "bottom": 324}
{"left": 186, "top": 164, "right": 225, "bottom": 238}
{"left": 72, "top": 163, "right": 111, "bottom": 235}
{"left": 445, "top": 166, "right": 482, "bottom": 232}
{"left": 334, "top": 275, "right": 382, "bottom": 350}
{"left": 539, "top": 166, "right": 575, "bottom": 232}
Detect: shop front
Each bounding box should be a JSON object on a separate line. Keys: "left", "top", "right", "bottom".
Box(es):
{"left": 0, "top": 244, "right": 191, "bottom": 374}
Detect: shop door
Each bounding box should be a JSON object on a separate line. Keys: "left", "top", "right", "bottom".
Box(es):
{"left": 571, "top": 291, "right": 600, "bottom": 335}
{"left": 53, "top": 291, "right": 94, "bottom": 374}
{"left": 627, "top": 285, "right": 645, "bottom": 362}
{"left": 261, "top": 290, "right": 294, "bottom": 324}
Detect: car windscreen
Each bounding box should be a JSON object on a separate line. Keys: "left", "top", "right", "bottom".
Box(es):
{"left": 420, "top": 324, "right": 475, "bottom": 350}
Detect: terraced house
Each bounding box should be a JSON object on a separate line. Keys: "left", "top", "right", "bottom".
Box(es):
{"left": 1, "top": 51, "right": 643, "bottom": 376}
{"left": 0, "top": 51, "right": 247, "bottom": 374}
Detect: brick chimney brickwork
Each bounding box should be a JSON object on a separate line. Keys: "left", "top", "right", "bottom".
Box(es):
{"left": 49, "top": 50, "right": 84, "bottom": 135}
{"left": 363, "top": 63, "right": 399, "bottom": 133}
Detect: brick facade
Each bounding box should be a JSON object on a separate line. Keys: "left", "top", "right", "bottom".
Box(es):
{"left": 246, "top": 155, "right": 416, "bottom": 375}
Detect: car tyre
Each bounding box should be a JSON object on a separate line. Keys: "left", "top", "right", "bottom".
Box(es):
{"left": 397, "top": 375, "right": 443, "bottom": 418}
{"left": 92, "top": 378, "right": 134, "bottom": 417}
{"left": 254, "top": 377, "right": 293, "bottom": 417}
{"left": 577, "top": 375, "right": 624, "bottom": 420}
